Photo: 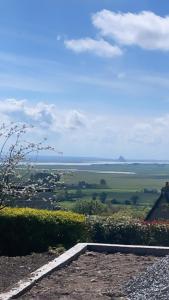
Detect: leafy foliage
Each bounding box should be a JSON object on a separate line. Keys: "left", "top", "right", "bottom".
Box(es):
{"left": 2, "top": 207, "right": 169, "bottom": 255}
{"left": 0, "top": 207, "right": 86, "bottom": 255}
{"left": 89, "top": 216, "right": 169, "bottom": 246}
{"left": 73, "top": 199, "right": 107, "bottom": 215}
{"left": 0, "top": 123, "right": 55, "bottom": 209}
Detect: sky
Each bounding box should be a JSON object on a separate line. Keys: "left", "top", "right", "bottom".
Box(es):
{"left": 1, "top": 1, "right": 169, "bottom": 159}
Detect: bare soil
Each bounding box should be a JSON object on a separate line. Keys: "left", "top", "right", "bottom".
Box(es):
{"left": 18, "top": 251, "right": 159, "bottom": 300}
{"left": 0, "top": 252, "right": 58, "bottom": 293}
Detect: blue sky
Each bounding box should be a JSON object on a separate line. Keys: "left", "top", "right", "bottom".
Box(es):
{"left": 1, "top": 0, "right": 169, "bottom": 159}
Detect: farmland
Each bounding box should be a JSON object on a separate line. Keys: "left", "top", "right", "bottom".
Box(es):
{"left": 31, "top": 162, "right": 169, "bottom": 218}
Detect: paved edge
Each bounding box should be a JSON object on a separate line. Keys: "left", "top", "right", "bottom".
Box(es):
{"left": 0, "top": 243, "right": 87, "bottom": 300}
{"left": 1, "top": 243, "right": 169, "bottom": 299}
{"left": 87, "top": 243, "right": 169, "bottom": 256}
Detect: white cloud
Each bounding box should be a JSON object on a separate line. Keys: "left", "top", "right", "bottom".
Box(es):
{"left": 65, "top": 110, "right": 87, "bottom": 130}
{"left": 65, "top": 10, "right": 169, "bottom": 57}
{"left": 1, "top": 98, "right": 169, "bottom": 158}
{"left": 0, "top": 99, "right": 88, "bottom": 133}
{"left": 65, "top": 38, "right": 122, "bottom": 57}
{"left": 129, "top": 123, "right": 158, "bottom": 144}
{"left": 92, "top": 10, "right": 169, "bottom": 51}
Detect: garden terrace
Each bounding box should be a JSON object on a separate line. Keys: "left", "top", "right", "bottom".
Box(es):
{"left": 1, "top": 243, "right": 169, "bottom": 300}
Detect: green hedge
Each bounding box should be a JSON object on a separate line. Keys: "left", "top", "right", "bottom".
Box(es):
{"left": 89, "top": 217, "right": 169, "bottom": 246}
{"left": 0, "top": 208, "right": 87, "bottom": 255}
{"left": 2, "top": 209, "right": 169, "bottom": 256}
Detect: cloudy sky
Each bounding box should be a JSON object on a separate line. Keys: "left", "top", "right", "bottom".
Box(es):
{"left": 1, "top": 0, "right": 169, "bottom": 159}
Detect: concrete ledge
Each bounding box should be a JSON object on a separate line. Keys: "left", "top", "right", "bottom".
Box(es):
{"left": 87, "top": 243, "right": 169, "bottom": 256}
{"left": 1, "top": 243, "right": 169, "bottom": 299}
{"left": 0, "top": 243, "right": 87, "bottom": 300}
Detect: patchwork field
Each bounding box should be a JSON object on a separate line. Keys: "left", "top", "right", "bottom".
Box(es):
{"left": 32, "top": 163, "right": 169, "bottom": 218}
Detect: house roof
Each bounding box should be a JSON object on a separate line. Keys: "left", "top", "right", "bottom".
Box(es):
{"left": 145, "top": 182, "right": 169, "bottom": 221}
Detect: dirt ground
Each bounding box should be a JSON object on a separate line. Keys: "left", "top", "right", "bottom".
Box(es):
{"left": 18, "top": 251, "right": 159, "bottom": 300}
{"left": 0, "top": 252, "right": 58, "bottom": 293}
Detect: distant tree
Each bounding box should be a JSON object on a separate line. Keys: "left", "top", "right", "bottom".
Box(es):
{"left": 99, "top": 192, "right": 107, "bottom": 204}
{"left": 130, "top": 195, "right": 139, "bottom": 205}
{"left": 30, "top": 172, "right": 60, "bottom": 188}
{"left": 111, "top": 198, "right": 119, "bottom": 204}
{"left": 78, "top": 181, "right": 86, "bottom": 188}
{"left": 100, "top": 179, "right": 107, "bottom": 186}
{"left": 92, "top": 192, "right": 98, "bottom": 200}
{"left": 73, "top": 199, "right": 106, "bottom": 215}
{"left": 125, "top": 200, "right": 131, "bottom": 205}
{"left": 57, "top": 190, "right": 74, "bottom": 202}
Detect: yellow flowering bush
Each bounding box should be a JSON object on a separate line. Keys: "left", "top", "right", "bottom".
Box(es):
{"left": 0, "top": 207, "right": 87, "bottom": 255}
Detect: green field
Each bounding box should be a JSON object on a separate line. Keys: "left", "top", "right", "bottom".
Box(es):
{"left": 33, "top": 163, "right": 169, "bottom": 218}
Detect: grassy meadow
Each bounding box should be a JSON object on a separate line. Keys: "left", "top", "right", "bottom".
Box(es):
{"left": 33, "top": 163, "right": 169, "bottom": 219}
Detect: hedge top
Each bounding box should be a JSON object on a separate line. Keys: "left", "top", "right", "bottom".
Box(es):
{"left": 0, "top": 207, "right": 85, "bottom": 223}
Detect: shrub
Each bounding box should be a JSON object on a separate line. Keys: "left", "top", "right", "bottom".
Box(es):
{"left": 89, "top": 216, "right": 169, "bottom": 247}
{"left": 73, "top": 200, "right": 107, "bottom": 215}
{"left": 0, "top": 207, "right": 87, "bottom": 255}
{"left": 2, "top": 208, "right": 169, "bottom": 256}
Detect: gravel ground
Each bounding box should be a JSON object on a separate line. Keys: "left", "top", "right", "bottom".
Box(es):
{"left": 18, "top": 251, "right": 158, "bottom": 300}
{"left": 0, "top": 252, "right": 58, "bottom": 293}
{"left": 124, "top": 254, "right": 169, "bottom": 300}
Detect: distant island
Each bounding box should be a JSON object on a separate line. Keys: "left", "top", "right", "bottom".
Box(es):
{"left": 117, "top": 156, "right": 126, "bottom": 162}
